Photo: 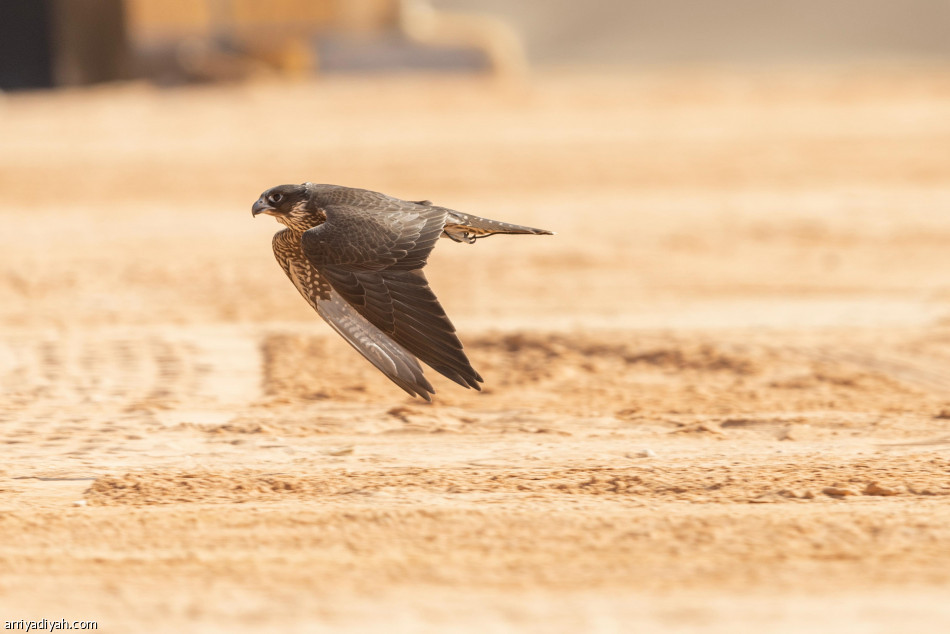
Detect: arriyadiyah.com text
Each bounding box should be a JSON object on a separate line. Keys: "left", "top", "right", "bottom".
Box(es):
{"left": 5, "top": 620, "right": 97, "bottom": 631}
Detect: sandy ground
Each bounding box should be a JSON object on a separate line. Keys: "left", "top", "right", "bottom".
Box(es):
{"left": 2, "top": 67, "right": 950, "bottom": 632}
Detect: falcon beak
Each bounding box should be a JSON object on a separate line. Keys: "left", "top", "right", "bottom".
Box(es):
{"left": 252, "top": 198, "right": 273, "bottom": 217}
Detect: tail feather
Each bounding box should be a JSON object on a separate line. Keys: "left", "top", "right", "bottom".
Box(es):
{"left": 441, "top": 210, "right": 554, "bottom": 243}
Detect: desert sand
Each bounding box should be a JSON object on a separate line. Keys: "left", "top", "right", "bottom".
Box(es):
{"left": 2, "top": 67, "right": 950, "bottom": 632}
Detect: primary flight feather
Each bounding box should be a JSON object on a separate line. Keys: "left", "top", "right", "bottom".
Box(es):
{"left": 253, "top": 182, "right": 553, "bottom": 401}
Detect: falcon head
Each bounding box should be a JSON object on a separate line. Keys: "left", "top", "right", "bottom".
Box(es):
{"left": 252, "top": 183, "right": 322, "bottom": 231}
{"left": 252, "top": 184, "right": 309, "bottom": 218}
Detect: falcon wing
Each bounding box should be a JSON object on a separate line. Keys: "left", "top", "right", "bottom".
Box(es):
{"left": 300, "top": 203, "right": 483, "bottom": 390}
{"left": 273, "top": 229, "right": 435, "bottom": 400}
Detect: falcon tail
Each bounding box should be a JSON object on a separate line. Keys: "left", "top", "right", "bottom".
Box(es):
{"left": 441, "top": 211, "right": 554, "bottom": 244}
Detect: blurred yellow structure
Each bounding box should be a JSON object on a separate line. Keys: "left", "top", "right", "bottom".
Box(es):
{"left": 125, "top": 0, "right": 526, "bottom": 79}
{"left": 126, "top": 0, "right": 386, "bottom": 37}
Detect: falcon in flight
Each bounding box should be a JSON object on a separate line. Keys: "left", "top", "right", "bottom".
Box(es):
{"left": 252, "top": 183, "right": 553, "bottom": 400}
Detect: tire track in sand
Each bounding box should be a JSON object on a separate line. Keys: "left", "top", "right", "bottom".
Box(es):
{"left": 0, "top": 326, "right": 262, "bottom": 446}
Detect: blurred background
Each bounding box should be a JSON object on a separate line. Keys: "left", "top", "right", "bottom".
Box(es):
{"left": 4, "top": 0, "right": 950, "bottom": 88}
{"left": 2, "top": 0, "right": 950, "bottom": 333}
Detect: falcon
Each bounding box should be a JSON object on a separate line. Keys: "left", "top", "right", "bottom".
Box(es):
{"left": 252, "top": 182, "right": 553, "bottom": 401}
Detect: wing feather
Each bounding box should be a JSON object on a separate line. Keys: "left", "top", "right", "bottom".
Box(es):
{"left": 272, "top": 229, "right": 435, "bottom": 400}
{"left": 301, "top": 203, "right": 483, "bottom": 391}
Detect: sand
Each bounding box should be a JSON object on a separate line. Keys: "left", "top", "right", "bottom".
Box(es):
{"left": 2, "top": 67, "right": 950, "bottom": 632}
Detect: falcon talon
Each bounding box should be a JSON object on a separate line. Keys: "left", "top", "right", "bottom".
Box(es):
{"left": 253, "top": 182, "right": 553, "bottom": 400}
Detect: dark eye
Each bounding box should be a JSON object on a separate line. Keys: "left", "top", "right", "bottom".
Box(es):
{"left": 269, "top": 193, "right": 283, "bottom": 204}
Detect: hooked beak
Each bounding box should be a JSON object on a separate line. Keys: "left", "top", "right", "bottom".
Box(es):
{"left": 252, "top": 198, "right": 273, "bottom": 217}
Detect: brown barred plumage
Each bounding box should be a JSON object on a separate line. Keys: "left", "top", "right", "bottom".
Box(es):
{"left": 253, "top": 182, "right": 553, "bottom": 400}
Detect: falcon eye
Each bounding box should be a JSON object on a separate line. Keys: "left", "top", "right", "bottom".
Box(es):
{"left": 269, "top": 193, "right": 283, "bottom": 204}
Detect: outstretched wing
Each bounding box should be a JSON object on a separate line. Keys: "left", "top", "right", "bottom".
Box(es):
{"left": 273, "top": 229, "right": 435, "bottom": 400}
{"left": 300, "top": 203, "right": 483, "bottom": 390}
